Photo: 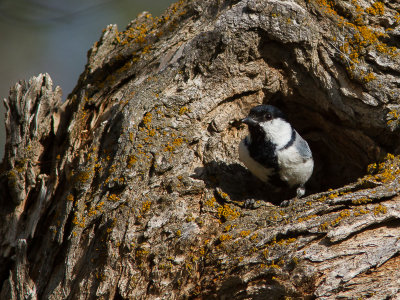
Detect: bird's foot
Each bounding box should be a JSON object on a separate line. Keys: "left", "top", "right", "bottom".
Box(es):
{"left": 244, "top": 198, "right": 256, "bottom": 209}
{"left": 296, "top": 186, "right": 306, "bottom": 198}
{"left": 280, "top": 198, "right": 297, "bottom": 207}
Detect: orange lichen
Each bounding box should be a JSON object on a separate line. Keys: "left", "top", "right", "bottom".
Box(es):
{"left": 365, "top": 2, "right": 384, "bottom": 16}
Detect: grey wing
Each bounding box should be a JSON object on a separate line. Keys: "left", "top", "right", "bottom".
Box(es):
{"left": 295, "top": 132, "right": 312, "bottom": 159}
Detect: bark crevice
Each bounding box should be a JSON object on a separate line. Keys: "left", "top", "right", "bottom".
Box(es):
{"left": 1, "top": 0, "right": 400, "bottom": 299}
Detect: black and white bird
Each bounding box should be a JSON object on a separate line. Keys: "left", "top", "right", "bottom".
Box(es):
{"left": 239, "top": 105, "right": 313, "bottom": 198}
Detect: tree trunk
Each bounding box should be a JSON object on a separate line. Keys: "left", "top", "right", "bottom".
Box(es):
{"left": 1, "top": 0, "right": 400, "bottom": 299}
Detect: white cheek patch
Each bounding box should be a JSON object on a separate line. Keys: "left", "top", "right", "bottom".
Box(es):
{"left": 259, "top": 118, "right": 292, "bottom": 148}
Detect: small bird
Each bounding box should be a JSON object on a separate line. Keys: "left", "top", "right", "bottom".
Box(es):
{"left": 239, "top": 104, "right": 313, "bottom": 199}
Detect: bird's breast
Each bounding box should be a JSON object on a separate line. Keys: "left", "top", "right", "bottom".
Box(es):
{"left": 239, "top": 138, "right": 274, "bottom": 183}
{"left": 277, "top": 146, "right": 314, "bottom": 187}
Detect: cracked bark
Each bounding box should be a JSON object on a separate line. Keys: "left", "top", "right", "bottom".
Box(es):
{"left": 1, "top": 0, "right": 400, "bottom": 299}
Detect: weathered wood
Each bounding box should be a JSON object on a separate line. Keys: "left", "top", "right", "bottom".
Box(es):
{"left": 1, "top": 0, "right": 400, "bottom": 298}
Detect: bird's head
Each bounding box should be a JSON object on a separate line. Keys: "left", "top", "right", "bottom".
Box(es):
{"left": 242, "top": 105, "right": 292, "bottom": 145}
{"left": 242, "top": 105, "right": 286, "bottom": 127}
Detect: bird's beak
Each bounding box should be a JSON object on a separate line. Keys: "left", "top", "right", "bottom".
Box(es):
{"left": 242, "top": 117, "right": 256, "bottom": 126}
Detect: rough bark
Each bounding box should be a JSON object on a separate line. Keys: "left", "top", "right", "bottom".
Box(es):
{"left": 1, "top": 0, "right": 400, "bottom": 299}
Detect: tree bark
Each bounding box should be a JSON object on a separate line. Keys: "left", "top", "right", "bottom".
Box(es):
{"left": 1, "top": 0, "right": 400, "bottom": 299}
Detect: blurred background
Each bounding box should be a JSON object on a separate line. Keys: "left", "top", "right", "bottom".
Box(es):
{"left": 0, "top": 0, "right": 174, "bottom": 161}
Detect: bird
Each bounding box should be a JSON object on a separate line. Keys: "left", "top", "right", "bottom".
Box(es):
{"left": 239, "top": 104, "right": 313, "bottom": 199}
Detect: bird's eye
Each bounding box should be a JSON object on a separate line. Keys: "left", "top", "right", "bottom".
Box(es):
{"left": 264, "top": 113, "right": 272, "bottom": 120}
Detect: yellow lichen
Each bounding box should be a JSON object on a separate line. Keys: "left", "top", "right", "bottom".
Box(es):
{"left": 352, "top": 197, "right": 372, "bottom": 205}
{"left": 72, "top": 212, "right": 85, "bottom": 228}
{"left": 135, "top": 248, "right": 149, "bottom": 260}
{"left": 141, "top": 200, "right": 151, "bottom": 213}
{"left": 163, "top": 137, "right": 185, "bottom": 152}
{"left": 217, "top": 204, "right": 240, "bottom": 221}
{"left": 179, "top": 106, "right": 188, "bottom": 115}
{"left": 353, "top": 208, "right": 368, "bottom": 216}
{"left": 75, "top": 170, "right": 92, "bottom": 183}
{"left": 331, "top": 209, "right": 351, "bottom": 226}
{"left": 297, "top": 214, "right": 318, "bottom": 223}
{"left": 223, "top": 224, "right": 232, "bottom": 232}
{"left": 363, "top": 153, "right": 400, "bottom": 184}
{"left": 127, "top": 155, "right": 138, "bottom": 168}
{"left": 362, "top": 72, "right": 376, "bottom": 82}
{"left": 315, "top": 0, "right": 397, "bottom": 82}
{"left": 142, "top": 112, "right": 152, "bottom": 129}
{"left": 387, "top": 110, "right": 400, "bottom": 126}
{"left": 373, "top": 204, "right": 387, "bottom": 215}
{"left": 108, "top": 194, "right": 120, "bottom": 202}
{"left": 250, "top": 233, "right": 258, "bottom": 241}
{"left": 328, "top": 192, "right": 339, "bottom": 200}
{"left": 219, "top": 234, "right": 232, "bottom": 242}
{"left": 240, "top": 230, "right": 251, "bottom": 237}
{"left": 319, "top": 221, "right": 329, "bottom": 231}
{"left": 205, "top": 197, "right": 216, "bottom": 207}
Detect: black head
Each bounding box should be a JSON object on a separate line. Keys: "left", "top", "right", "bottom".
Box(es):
{"left": 242, "top": 105, "right": 286, "bottom": 126}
